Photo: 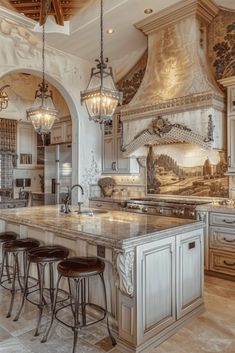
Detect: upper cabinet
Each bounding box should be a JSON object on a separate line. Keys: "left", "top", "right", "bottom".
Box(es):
{"left": 50, "top": 116, "right": 72, "bottom": 145}
{"left": 17, "top": 122, "right": 37, "bottom": 168}
{"left": 102, "top": 112, "right": 139, "bottom": 174}
{"left": 219, "top": 76, "right": 235, "bottom": 174}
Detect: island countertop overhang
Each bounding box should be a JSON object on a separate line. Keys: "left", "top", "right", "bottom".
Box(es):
{"left": 0, "top": 205, "right": 205, "bottom": 250}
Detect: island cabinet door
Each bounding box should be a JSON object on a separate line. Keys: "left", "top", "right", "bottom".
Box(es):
{"left": 176, "top": 229, "right": 204, "bottom": 319}
{"left": 136, "top": 236, "right": 176, "bottom": 345}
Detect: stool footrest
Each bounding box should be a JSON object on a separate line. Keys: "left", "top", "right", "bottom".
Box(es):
{"left": 55, "top": 302, "right": 106, "bottom": 330}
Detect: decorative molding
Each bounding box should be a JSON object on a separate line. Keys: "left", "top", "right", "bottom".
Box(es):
{"left": 135, "top": 0, "right": 219, "bottom": 35}
{"left": 121, "top": 93, "right": 224, "bottom": 122}
{"left": 114, "top": 250, "right": 135, "bottom": 298}
{"left": 197, "top": 211, "right": 208, "bottom": 222}
{"left": 122, "top": 116, "right": 214, "bottom": 155}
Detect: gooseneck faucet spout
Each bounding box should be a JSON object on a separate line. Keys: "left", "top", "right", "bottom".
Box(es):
{"left": 61, "top": 184, "right": 84, "bottom": 214}
{"left": 71, "top": 184, "right": 84, "bottom": 195}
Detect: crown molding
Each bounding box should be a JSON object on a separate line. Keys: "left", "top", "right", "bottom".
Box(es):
{"left": 135, "top": 0, "right": 219, "bottom": 35}
{"left": 0, "top": 6, "right": 36, "bottom": 29}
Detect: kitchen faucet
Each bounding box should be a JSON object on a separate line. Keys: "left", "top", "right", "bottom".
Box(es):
{"left": 61, "top": 184, "right": 84, "bottom": 214}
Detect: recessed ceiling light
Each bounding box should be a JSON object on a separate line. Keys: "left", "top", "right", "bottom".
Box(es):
{"left": 144, "top": 8, "right": 153, "bottom": 14}
{"left": 106, "top": 28, "right": 114, "bottom": 34}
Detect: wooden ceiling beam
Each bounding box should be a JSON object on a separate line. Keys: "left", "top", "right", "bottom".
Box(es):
{"left": 52, "top": 0, "right": 64, "bottom": 26}
{"left": 39, "top": 0, "right": 52, "bottom": 26}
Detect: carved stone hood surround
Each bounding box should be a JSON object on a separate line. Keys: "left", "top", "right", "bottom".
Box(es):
{"left": 121, "top": 0, "right": 226, "bottom": 156}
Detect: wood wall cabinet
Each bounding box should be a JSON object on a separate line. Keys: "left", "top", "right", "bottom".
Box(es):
{"left": 209, "top": 212, "right": 235, "bottom": 276}
{"left": 102, "top": 112, "right": 139, "bottom": 174}
{"left": 219, "top": 76, "right": 235, "bottom": 173}
{"left": 50, "top": 116, "right": 72, "bottom": 145}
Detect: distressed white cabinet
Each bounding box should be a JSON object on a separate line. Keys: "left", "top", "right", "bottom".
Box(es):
{"left": 102, "top": 112, "right": 139, "bottom": 174}
{"left": 50, "top": 116, "right": 72, "bottom": 144}
{"left": 17, "top": 122, "right": 37, "bottom": 167}
{"left": 135, "top": 228, "right": 203, "bottom": 346}
{"left": 176, "top": 230, "right": 204, "bottom": 319}
{"left": 136, "top": 236, "right": 176, "bottom": 342}
{"left": 209, "top": 211, "right": 235, "bottom": 276}
{"left": 219, "top": 76, "right": 235, "bottom": 173}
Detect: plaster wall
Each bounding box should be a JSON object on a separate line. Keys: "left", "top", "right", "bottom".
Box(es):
{"left": 0, "top": 12, "right": 102, "bottom": 203}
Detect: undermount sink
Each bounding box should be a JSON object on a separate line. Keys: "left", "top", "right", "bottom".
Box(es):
{"left": 76, "top": 210, "right": 108, "bottom": 215}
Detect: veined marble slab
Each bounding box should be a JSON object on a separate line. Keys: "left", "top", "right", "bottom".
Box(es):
{"left": 0, "top": 205, "right": 203, "bottom": 249}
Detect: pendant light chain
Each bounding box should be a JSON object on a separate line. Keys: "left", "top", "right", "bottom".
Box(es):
{"left": 42, "top": 22, "right": 45, "bottom": 104}
{"left": 100, "top": 0, "right": 104, "bottom": 88}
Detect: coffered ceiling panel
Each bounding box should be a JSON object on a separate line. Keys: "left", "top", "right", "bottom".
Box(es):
{"left": 6, "top": 0, "right": 90, "bottom": 25}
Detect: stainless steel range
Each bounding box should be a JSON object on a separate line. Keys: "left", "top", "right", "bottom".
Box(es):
{"left": 125, "top": 198, "right": 210, "bottom": 219}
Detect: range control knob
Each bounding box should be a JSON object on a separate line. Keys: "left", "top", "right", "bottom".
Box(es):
{"left": 179, "top": 209, "right": 185, "bottom": 216}
{"left": 142, "top": 207, "right": 148, "bottom": 213}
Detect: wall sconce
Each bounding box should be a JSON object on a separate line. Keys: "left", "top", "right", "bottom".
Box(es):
{"left": 0, "top": 85, "right": 10, "bottom": 111}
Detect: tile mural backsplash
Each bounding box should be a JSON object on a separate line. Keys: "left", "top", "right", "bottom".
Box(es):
{"left": 147, "top": 145, "right": 228, "bottom": 198}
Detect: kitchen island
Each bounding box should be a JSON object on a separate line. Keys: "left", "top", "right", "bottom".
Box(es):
{"left": 0, "top": 206, "right": 205, "bottom": 353}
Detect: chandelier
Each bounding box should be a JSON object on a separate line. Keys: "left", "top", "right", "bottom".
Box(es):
{"left": 27, "top": 22, "right": 58, "bottom": 135}
{"left": 0, "top": 85, "right": 10, "bottom": 111}
{"left": 80, "top": 0, "right": 122, "bottom": 124}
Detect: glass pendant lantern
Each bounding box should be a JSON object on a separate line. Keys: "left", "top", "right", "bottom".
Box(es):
{"left": 81, "top": 0, "right": 122, "bottom": 124}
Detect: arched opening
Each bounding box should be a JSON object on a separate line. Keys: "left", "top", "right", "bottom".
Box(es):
{"left": 0, "top": 67, "right": 80, "bottom": 203}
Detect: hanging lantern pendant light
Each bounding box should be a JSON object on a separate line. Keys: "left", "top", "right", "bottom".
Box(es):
{"left": 81, "top": 0, "right": 122, "bottom": 124}
{"left": 27, "top": 22, "right": 58, "bottom": 135}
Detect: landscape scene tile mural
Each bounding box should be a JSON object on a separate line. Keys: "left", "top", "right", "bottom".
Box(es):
{"left": 147, "top": 145, "right": 228, "bottom": 197}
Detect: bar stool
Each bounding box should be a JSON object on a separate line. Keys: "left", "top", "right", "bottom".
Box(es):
{"left": 0, "top": 231, "right": 18, "bottom": 282}
{"left": 14, "top": 245, "right": 69, "bottom": 336}
{"left": 42, "top": 257, "right": 116, "bottom": 353}
{"left": 0, "top": 238, "right": 40, "bottom": 318}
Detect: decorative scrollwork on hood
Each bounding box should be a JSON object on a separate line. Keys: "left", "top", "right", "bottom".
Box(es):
{"left": 122, "top": 116, "right": 214, "bottom": 155}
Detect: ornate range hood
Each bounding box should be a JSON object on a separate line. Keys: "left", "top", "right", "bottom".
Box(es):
{"left": 120, "top": 0, "right": 226, "bottom": 156}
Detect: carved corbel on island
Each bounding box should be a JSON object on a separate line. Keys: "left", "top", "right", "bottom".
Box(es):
{"left": 113, "top": 249, "right": 135, "bottom": 298}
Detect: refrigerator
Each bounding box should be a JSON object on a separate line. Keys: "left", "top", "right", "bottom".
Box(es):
{"left": 44, "top": 144, "right": 72, "bottom": 205}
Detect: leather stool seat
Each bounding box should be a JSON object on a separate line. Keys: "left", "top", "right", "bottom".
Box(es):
{"left": 58, "top": 257, "right": 105, "bottom": 277}
{"left": 28, "top": 245, "right": 69, "bottom": 263}
{"left": 3, "top": 238, "right": 40, "bottom": 252}
{"left": 0, "top": 231, "right": 18, "bottom": 242}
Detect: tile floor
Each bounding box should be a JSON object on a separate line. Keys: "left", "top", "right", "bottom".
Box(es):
{"left": 0, "top": 275, "right": 234, "bottom": 353}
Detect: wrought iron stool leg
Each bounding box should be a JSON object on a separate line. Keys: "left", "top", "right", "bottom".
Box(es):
{"left": 41, "top": 274, "right": 62, "bottom": 343}
{"left": 6, "top": 252, "right": 18, "bottom": 318}
{"left": 13, "top": 260, "right": 31, "bottom": 322}
{"left": 99, "top": 273, "right": 116, "bottom": 346}
{"left": 81, "top": 278, "right": 86, "bottom": 326}
{"left": 49, "top": 262, "right": 54, "bottom": 309}
{"left": 35, "top": 262, "right": 46, "bottom": 336}
{"left": 5, "top": 250, "right": 11, "bottom": 283}
{"left": 72, "top": 278, "right": 81, "bottom": 353}
{"left": 0, "top": 249, "right": 7, "bottom": 284}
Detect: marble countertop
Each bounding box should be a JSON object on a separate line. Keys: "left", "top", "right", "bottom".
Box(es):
{"left": 0, "top": 205, "right": 204, "bottom": 249}
{"left": 196, "top": 203, "right": 235, "bottom": 213}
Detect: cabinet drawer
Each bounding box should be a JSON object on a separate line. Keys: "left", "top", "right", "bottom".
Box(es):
{"left": 210, "top": 212, "right": 235, "bottom": 227}
{"left": 210, "top": 227, "right": 235, "bottom": 251}
{"left": 210, "top": 250, "right": 235, "bottom": 276}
